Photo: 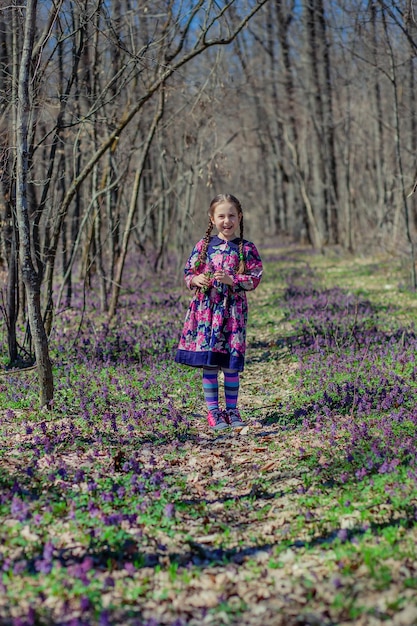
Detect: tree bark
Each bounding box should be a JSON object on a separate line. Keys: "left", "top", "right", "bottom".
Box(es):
{"left": 315, "top": 0, "right": 338, "bottom": 243}
{"left": 15, "top": 0, "right": 53, "bottom": 406}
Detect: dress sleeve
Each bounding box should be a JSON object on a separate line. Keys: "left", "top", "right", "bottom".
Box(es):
{"left": 183, "top": 240, "right": 204, "bottom": 290}
{"left": 232, "top": 242, "right": 263, "bottom": 292}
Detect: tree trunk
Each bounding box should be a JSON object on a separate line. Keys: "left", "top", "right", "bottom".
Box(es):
{"left": 304, "top": 0, "right": 328, "bottom": 242}
{"left": 1, "top": 6, "right": 19, "bottom": 363}
{"left": 381, "top": 7, "right": 416, "bottom": 289}
{"left": 315, "top": 0, "right": 338, "bottom": 243}
{"left": 371, "top": 2, "right": 387, "bottom": 211}
{"left": 15, "top": 0, "right": 53, "bottom": 406}
{"left": 276, "top": 0, "right": 306, "bottom": 241}
{"left": 6, "top": 224, "right": 18, "bottom": 364}
{"left": 93, "top": 168, "right": 108, "bottom": 312}
{"left": 408, "top": 37, "right": 417, "bottom": 230}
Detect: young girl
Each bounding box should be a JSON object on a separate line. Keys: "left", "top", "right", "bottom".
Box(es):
{"left": 175, "top": 193, "right": 263, "bottom": 430}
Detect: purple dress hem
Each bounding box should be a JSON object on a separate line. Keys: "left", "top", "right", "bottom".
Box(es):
{"left": 175, "top": 349, "right": 245, "bottom": 372}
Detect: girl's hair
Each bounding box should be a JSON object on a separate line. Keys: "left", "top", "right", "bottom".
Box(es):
{"left": 194, "top": 193, "right": 246, "bottom": 274}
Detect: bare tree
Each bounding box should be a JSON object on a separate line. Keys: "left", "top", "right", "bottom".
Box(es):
{"left": 14, "top": 0, "right": 53, "bottom": 406}
{"left": 379, "top": 3, "right": 416, "bottom": 288}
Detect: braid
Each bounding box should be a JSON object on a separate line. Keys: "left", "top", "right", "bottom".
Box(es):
{"left": 238, "top": 215, "right": 246, "bottom": 274}
{"left": 194, "top": 218, "right": 213, "bottom": 271}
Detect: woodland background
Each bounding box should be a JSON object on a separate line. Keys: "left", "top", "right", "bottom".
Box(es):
{"left": 2, "top": 4, "right": 417, "bottom": 623}
{"left": 1, "top": 0, "right": 417, "bottom": 399}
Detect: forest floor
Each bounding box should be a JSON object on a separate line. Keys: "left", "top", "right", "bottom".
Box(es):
{"left": 1, "top": 244, "right": 417, "bottom": 625}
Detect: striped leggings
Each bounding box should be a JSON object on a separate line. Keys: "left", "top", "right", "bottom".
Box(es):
{"left": 202, "top": 366, "right": 239, "bottom": 411}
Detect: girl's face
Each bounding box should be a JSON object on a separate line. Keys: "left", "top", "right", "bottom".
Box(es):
{"left": 210, "top": 201, "right": 242, "bottom": 241}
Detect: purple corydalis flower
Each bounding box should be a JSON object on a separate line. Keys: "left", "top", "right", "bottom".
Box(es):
{"left": 81, "top": 557, "right": 94, "bottom": 572}
{"left": 74, "top": 469, "right": 85, "bottom": 483}
{"left": 164, "top": 503, "right": 175, "bottom": 518}
{"left": 10, "top": 496, "right": 30, "bottom": 521}
{"left": 124, "top": 562, "right": 135, "bottom": 576}
{"left": 13, "top": 560, "right": 27, "bottom": 575}
{"left": 99, "top": 611, "right": 111, "bottom": 626}
{"left": 35, "top": 558, "right": 52, "bottom": 575}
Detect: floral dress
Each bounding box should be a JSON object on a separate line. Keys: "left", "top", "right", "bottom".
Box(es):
{"left": 175, "top": 236, "right": 263, "bottom": 372}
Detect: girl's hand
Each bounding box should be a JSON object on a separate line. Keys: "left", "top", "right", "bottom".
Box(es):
{"left": 213, "top": 270, "right": 233, "bottom": 286}
{"left": 191, "top": 273, "right": 212, "bottom": 289}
